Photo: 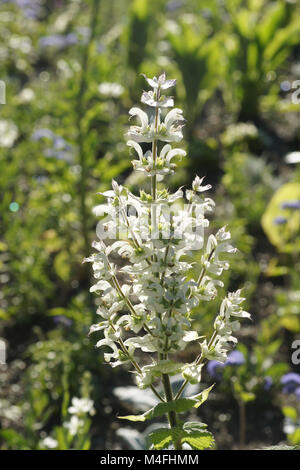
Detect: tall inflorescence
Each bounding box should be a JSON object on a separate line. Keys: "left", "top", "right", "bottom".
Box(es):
{"left": 85, "top": 73, "right": 250, "bottom": 447}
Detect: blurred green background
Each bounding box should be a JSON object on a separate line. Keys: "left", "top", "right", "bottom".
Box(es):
{"left": 1, "top": 0, "right": 300, "bottom": 450}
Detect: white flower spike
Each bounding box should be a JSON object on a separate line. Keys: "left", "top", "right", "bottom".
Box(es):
{"left": 86, "top": 73, "right": 250, "bottom": 450}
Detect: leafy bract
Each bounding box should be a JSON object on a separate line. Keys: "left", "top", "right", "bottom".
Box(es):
{"left": 119, "top": 385, "right": 214, "bottom": 422}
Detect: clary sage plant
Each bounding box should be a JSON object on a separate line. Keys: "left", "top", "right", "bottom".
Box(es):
{"left": 85, "top": 73, "right": 250, "bottom": 450}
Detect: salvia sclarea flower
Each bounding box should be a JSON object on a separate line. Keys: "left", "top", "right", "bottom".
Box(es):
{"left": 281, "top": 372, "right": 300, "bottom": 399}
{"left": 85, "top": 72, "right": 250, "bottom": 393}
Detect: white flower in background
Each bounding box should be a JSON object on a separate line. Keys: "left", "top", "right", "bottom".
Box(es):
{"left": 68, "top": 397, "right": 95, "bottom": 416}
{"left": 0, "top": 399, "right": 22, "bottom": 422}
{"left": 18, "top": 88, "right": 35, "bottom": 103}
{"left": 98, "top": 82, "right": 124, "bottom": 98}
{"left": 86, "top": 73, "right": 250, "bottom": 394}
{"left": 41, "top": 436, "right": 58, "bottom": 449}
{"left": 64, "top": 415, "right": 85, "bottom": 436}
{"left": 0, "top": 120, "right": 18, "bottom": 147}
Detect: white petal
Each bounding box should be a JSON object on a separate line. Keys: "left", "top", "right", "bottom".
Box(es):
{"left": 128, "top": 107, "right": 149, "bottom": 130}
{"left": 127, "top": 140, "right": 144, "bottom": 162}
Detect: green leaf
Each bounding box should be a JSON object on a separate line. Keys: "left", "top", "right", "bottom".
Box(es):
{"left": 119, "top": 385, "right": 214, "bottom": 422}
{"left": 282, "top": 406, "right": 297, "bottom": 421}
{"left": 182, "top": 431, "right": 214, "bottom": 450}
{"left": 290, "top": 429, "right": 300, "bottom": 446}
{"left": 148, "top": 360, "right": 182, "bottom": 376}
{"left": 260, "top": 445, "right": 300, "bottom": 451}
{"left": 148, "top": 427, "right": 181, "bottom": 450}
{"left": 118, "top": 414, "right": 147, "bottom": 422}
{"left": 54, "top": 250, "right": 71, "bottom": 281}
{"left": 0, "top": 429, "right": 29, "bottom": 449}
{"left": 262, "top": 182, "right": 300, "bottom": 252}
{"left": 239, "top": 391, "right": 256, "bottom": 403}
{"left": 183, "top": 421, "right": 208, "bottom": 432}
{"left": 193, "top": 384, "right": 214, "bottom": 408}
{"left": 148, "top": 422, "right": 214, "bottom": 450}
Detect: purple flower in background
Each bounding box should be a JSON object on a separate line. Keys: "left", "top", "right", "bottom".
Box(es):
{"left": 32, "top": 128, "right": 54, "bottom": 141}
{"left": 281, "top": 200, "right": 300, "bottom": 210}
{"left": 166, "top": 0, "right": 184, "bottom": 12}
{"left": 53, "top": 315, "right": 72, "bottom": 327}
{"left": 76, "top": 27, "right": 91, "bottom": 46}
{"left": 207, "top": 350, "right": 245, "bottom": 381}
{"left": 53, "top": 136, "right": 72, "bottom": 151}
{"left": 207, "top": 360, "right": 225, "bottom": 381}
{"left": 31, "top": 129, "right": 74, "bottom": 163}
{"left": 39, "top": 33, "right": 78, "bottom": 50}
{"left": 273, "top": 216, "right": 287, "bottom": 225}
{"left": 3, "top": 0, "right": 42, "bottom": 19}
{"left": 225, "top": 350, "right": 245, "bottom": 366}
{"left": 281, "top": 372, "right": 300, "bottom": 398}
{"left": 264, "top": 376, "right": 273, "bottom": 391}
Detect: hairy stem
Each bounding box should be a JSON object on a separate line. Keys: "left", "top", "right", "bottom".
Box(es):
{"left": 109, "top": 319, "right": 164, "bottom": 403}
{"left": 162, "top": 373, "right": 182, "bottom": 450}
{"left": 174, "top": 330, "right": 217, "bottom": 400}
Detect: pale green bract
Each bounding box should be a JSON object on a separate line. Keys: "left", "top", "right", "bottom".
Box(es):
{"left": 85, "top": 73, "right": 250, "bottom": 450}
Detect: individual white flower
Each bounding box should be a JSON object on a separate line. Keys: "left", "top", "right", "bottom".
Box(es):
{"left": 0, "top": 120, "right": 18, "bottom": 147}
{"left": 141, "top": 90, "right": 174, "bottom": 108}
{"left": 192, "top": 175, "right": 212, "bottom": 193}
{"left": 141, "top": 72, "right": 176, "bottom": 90}
{"left": 127, "top": 107, "right": 154, "bottom": 143}
{"left": 68, "top": 397, "right": 95, "bottom": 416}
{"left": 18, "top": 88, "right": 35, "bottom": 103}
{"left": 182, "top": 363, "right": 204, "bottom": 384}
{"left": 64, "top": 415, "right": 84, "bottom": 436}
{"left": 41, "top": 436, "right": 58, "bottom": 449}
{"left": 98, "top": 82, "right": 124, "bottom": 98}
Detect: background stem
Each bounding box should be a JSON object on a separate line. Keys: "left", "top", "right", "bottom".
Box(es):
{"left": 238, "top": 400, "right": 246, "bottom": 448}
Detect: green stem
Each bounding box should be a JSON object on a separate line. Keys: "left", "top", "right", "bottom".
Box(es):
{"left": 151, "top": 88, "right": 160, "bottom": 248}
{"left": 175, "top": 330, "right": 217, "bottom": 400}
{"left": 77, "top": 0, "right": 100, "bottom": 257}
{"left": 109, "top": 319, "right": 164, "bottom": 403}
{"left": 151, "top": 98, "right": 160, "bottom": 201}
{"left": 162, "top": 373, "right": 182, "bottom": 450}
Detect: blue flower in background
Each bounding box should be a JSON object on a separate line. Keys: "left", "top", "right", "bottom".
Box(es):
{"left": 166, "top": 0, "right": 183, "bottom": 12}
{"left": 32, "top": 129, "right": 74, "bottom": 163}
{"left": 281, "top": 372, "right": 300, "bottom": 398}
{"left": 273, "top": 216, "right": 287, "bottom": 225}
{"left": 32, "top": 128, "right": 54, "bottom": 141}
{"left": 225, "top": 350, "right": 245, "bottom": 366}
{"left": 207, "top": 360, "right": 225, "bottom": 381}
{"left": 2, "top": 0, "right": 42, "bottom": 19}
{"left": 207, "top": 350, "right": 245, "bottom": 381}
{"left": 263, "top": 376, "right": 273, "bottom": 391}
{"left": 39, "top": 33, "right": 78, "bottom": 50}
{"left": 53, "top": 315, "right": 73, "bottom": 327}
{"left": 281, "top": 200, "right": 300, "bottom": 210}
